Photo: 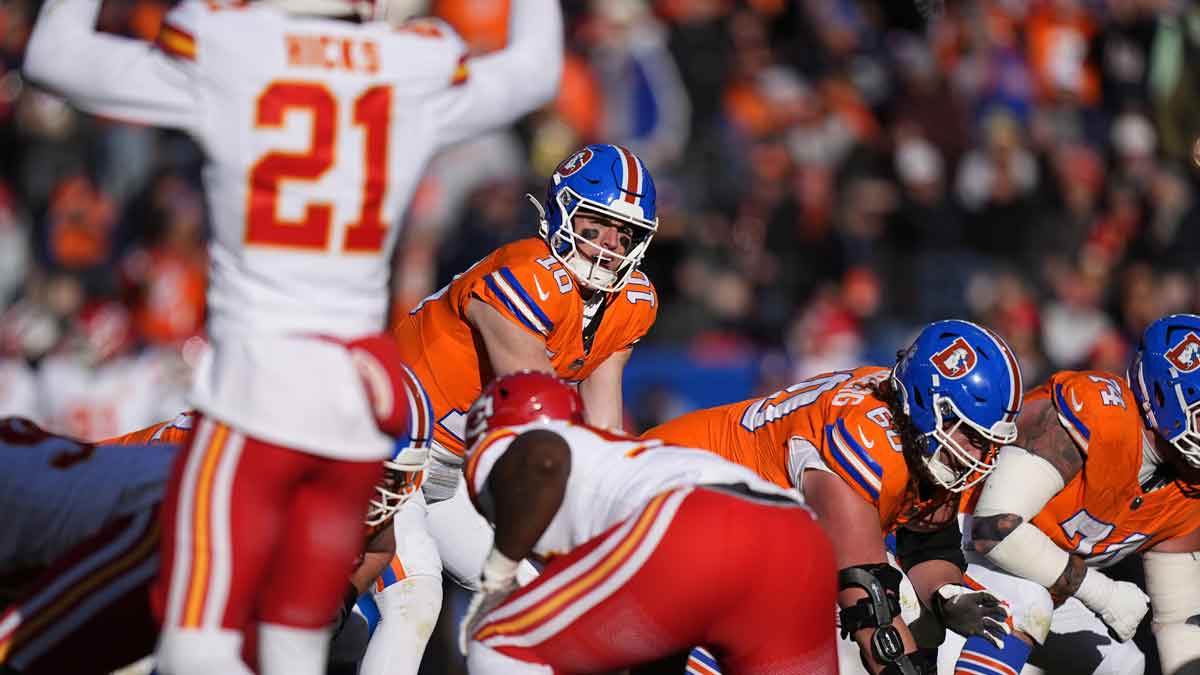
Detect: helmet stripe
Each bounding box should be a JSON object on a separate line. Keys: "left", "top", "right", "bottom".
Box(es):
{"left": 615, "top": 145, "right": 641, "bottom": 205}
{"left": 983, "top": 327, "right": 1022, "bottom": 422}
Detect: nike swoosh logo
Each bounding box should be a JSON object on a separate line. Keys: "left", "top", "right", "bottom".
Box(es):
{"left": 1069, "top": 389, "right": 1084, "bottom": 412}
{"left": 533, "top": 276, "right": 551, "bottom": 302}
{"left": 857, "top": 427, "right": 875, "bottom": 448}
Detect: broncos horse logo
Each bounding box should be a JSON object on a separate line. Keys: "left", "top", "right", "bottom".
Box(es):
{"left": 931, "top": 337, "right": 978, "bottom": 379}
{"left": 555, "top": 148, "right": 594, "bottom": 178}
{"left": 1165, "top": 331, "right": 1200, "bottom": 373}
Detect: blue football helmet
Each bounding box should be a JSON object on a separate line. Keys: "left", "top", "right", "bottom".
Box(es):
{"left": 528, "top": 144, "right": 658, "bottom": 293}
{"left": 892, "top": 320, "right": 1023, "bottom": 492}
{"left": 1129, "top": 314, "right": 1200, "bottom": 469}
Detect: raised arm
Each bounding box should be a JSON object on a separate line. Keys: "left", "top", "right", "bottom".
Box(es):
{"left": 430, "top": 0, "right": 563, "bottom": 147}
{"left": 23, "top": 0, "right": 197, "bottom": 130}
{"left": 970, "top": 397, "right": 1148, "bottom": 641}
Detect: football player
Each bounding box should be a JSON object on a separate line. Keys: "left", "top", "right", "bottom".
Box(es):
{"left": 387, "top": 144, "right": 659, "bottom": 611}
{"left": 954, "top": 313, "right": 1200, "bottom": 675}
{"left": 0, "top": 363, "right": 431, "bottom": 675}
{"left": 457, "top": 372, "right": 837, "bottom": 673}
{"left": 23, "top": 0, "right": 562, "bottom": 671}
{"left": 644, "top": 319, "right": 1022, "bottom": 675}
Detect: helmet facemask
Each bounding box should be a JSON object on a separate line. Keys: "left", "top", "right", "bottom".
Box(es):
{"left": 536, "top": 187, "right": 656, "bottom": 293}
{"left": 896, "top": 372, "right": 1017, "bottom": 493}
{"left": 364, "top": 445, "right": 428, "bottom": 527}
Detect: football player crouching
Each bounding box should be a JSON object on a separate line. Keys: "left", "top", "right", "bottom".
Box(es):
{"left": 644, "top": 320, "right": 1021, "bottom": 675}
{"left": 949, "top": 313, "right": 1200, "bottom": 675}
{"left": 457, "top": 372, "right": 838, "bottom": 674}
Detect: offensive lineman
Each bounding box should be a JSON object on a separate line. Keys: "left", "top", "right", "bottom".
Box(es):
{"left": 645, "top": 319, "right": 1021, "bottom": 674}
{"left": 23, "top": 0, "right": 563, "bottom": 672}
{"left": 953, "top": 313, "right": 1200, "bottom": 675}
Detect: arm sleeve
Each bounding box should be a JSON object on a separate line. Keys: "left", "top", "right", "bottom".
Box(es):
{"left": 427, "top": 0, "right": 563, "bottom": 148}
{"left": 23, "top": 0, "right": 198, "bottom": 131}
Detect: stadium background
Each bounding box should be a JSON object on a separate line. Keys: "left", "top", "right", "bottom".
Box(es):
{"left": 0, "top": 0, "right": 1195, "bottom": 672}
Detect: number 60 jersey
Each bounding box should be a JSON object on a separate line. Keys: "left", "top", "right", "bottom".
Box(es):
{"left": 24, "top": 0, "right": 562, "bottom": 458}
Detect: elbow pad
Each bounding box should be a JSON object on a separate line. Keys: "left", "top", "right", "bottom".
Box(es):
{"left": 974, "top": 445, "right": 1065, "bottom": 520}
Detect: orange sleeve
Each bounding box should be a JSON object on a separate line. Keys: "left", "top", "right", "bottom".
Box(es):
{"left": 102, "top": 411, "right": 196, "bottom": 445}
{"left": 469, "top": 253, "right": 570, "bottom": 341}
{"left": 615, "top": 270, "right": 658, "bottom": 349}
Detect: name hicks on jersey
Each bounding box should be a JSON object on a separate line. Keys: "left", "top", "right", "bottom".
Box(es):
{"left": 286, "top": 34, "right": 381, "bottom": 74}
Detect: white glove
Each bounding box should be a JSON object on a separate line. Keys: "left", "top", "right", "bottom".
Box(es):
{"left": 933, "top": 583, "right": 1012, "bottom": 648}
{"left": 1073, "top": 567, "right": 1150, "bottom": 642}
{"left": 423, "top": 445, "right": 463, "bottom": 505}
{"left": 458, "top": 548, "right": 520, "bottom": 655}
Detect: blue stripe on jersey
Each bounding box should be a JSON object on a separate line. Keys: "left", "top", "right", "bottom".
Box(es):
{"left": 498, "top": 267, "right": 555, "bottom": 332}
{"left": 836, "top": 418, "right": 884, "bottom": 477}
{"left": 955, "top": 634, "right": 1030, "bottom": 675}
{"left": 689, "top": 647, "right": 719, "bottom": 670}
{"left": 1054, "top": 384, "right": 1091, "bottom": 442}
{"left": 484, "top": 274, "right": 544, "bottom": 336}
{"left": 826, "top": 423, "right": 881, "bottom": 500}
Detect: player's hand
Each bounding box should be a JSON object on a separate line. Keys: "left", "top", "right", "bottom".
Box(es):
{"left": 1074, "top": 568, "right": 1149, "bottom": 642}
{"left": 458, "top": 580, "right": 518, "bottom": 655}
{"left": 458, "top": 548, "right": 521, "bottom": 655}
{"left": 932, "top": 583, "right": 1011, "bottom": 648}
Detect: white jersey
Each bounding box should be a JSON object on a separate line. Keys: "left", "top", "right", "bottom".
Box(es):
{"left": 464, "top": 421, "right": 801, "bottom": 558}
{"left": 24, "top": 0, "right": 562, "bottom": 459}
{"left": 0, "top": 419, "right": 177, "bottom": 575}
{"left": 0, "top": 359, "right": 37, "bottom": 420}
{"left": 36, "top": 352, "right": 187, "bottom": 442}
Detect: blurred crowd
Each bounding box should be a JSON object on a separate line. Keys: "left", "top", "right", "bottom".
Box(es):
{"left": 3, "top": 0, "right": 1200, "bottom": 438}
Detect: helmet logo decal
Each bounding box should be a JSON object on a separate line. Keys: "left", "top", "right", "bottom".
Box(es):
{"left": 555, "top": 148, "right": 593, "bottom": 178}
{"left": 1165, "top": 331, "right": 1200, "bottom": 373}
{"left": 931, "top": 337, "right": 978, "bottom": 379}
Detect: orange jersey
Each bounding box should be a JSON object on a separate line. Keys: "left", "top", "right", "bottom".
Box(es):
{"left": 1027, "top": 371, "right": 1200, "bottom": 566}
{"left": 644, "top": 367, "right": 929, "bottom": 531}
{"left": 101, "top": 411, "right": 196, "bottom": 446}
{"left": 392, "top": 238, "right": 657, "bottom": 456}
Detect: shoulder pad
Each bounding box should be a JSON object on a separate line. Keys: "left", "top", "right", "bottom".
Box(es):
{"left": 477, "top": 254, "right": 570, "bottom": 339}
{"left": 1049, "top": 371, "right": 1137, "bottom": 453}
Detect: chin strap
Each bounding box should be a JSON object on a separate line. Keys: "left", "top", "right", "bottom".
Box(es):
{"left": 525, "top": 194, "right": 549, "bottom": 237}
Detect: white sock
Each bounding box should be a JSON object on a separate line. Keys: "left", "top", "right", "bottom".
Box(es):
{"left": 258, "top": 622, "right": 330, "bottom": 675}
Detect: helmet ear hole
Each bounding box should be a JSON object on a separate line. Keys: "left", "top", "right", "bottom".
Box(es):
{"left": 912, "top": 387, "right": 925, "bottom": 410}
{"left": 1154, "top": 382, "right": 1166, "bottom": 408}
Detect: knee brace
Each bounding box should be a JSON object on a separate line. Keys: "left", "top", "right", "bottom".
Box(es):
{"left": 839, "top": 564, "right": 932, "bottom": 674}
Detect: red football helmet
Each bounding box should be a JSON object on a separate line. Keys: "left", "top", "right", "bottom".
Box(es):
{"left": 464, "top": 371, "right": 584, "bottom": 448}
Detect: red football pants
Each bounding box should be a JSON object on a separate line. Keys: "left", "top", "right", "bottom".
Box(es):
{"left": 473, "top": 485, "right": 839, "bottom": 674}
{"left": 152, "top": 415, "right": 381, "bottom": 635}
